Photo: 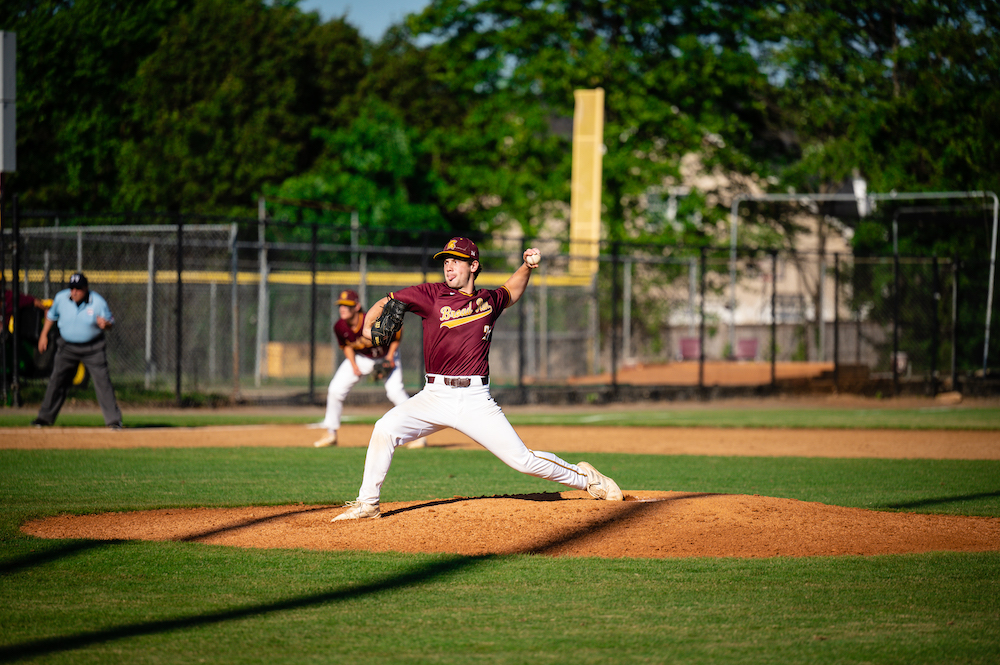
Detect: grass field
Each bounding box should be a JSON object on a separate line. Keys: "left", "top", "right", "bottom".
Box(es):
{"left": 2, "top": 403, "right": 1000, "bottom": 429}
{"left": 2, "top": 405, "right": 999, "bottom": 664}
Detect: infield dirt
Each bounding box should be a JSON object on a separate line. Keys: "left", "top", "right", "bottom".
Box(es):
{"left": 11, "top": 396, "right": 1000, "bottom": 559}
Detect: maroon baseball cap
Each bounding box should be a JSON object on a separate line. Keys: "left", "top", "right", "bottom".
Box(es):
{"left": 433, "top": 237, "right": 479, "bottom": 261}
{"left": 337, "top": 289, "right": 360, "bottom": 306}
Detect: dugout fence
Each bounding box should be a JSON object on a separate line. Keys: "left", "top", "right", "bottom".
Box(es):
{"left": 2, "top": 211, "right": 996, "bottom": 407}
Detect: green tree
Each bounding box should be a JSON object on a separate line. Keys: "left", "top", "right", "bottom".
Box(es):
{"left": 266, "top": 98, "right": 448, "bottom": 245}
{"left": 402, "top": 0, "right": 780, "bottom": 245}
{"left": 1, "top": 0, "right": 192, "bottom": 212}
{"left": 116, "top": 0, "right": 366, "bottom": 214}
{"left": 764, "top": 1, "right": 1000, "bottom": 196}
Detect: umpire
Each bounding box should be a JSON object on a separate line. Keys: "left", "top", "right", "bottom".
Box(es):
{"left": 32, "top": 272, "right": 123, "bottom": 429}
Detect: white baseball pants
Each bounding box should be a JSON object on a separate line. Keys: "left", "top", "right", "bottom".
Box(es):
{"left": 321, "top": 351, "right": 409, "bottom": 432}
{"left": 356, "top": 377, "right": 589, "bottom": 505}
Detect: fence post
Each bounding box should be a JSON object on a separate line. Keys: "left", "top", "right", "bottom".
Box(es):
{"left": 932, "top": 255, "right": 940, "bottom": 396}
{"left": 175, "top": 215, "right": 184, "bottom": 407}
{"left": 610, "top": 241, "right": 620, "bottom": 392}
{"left": 254, "top": 205, "right": 268, "bottom": 388}
{"left": 209, "top": 281, "right": 217, "bottom": 384}
{"left": 771, "top": 251, "right": 778, "bottom": 388}
{"left": 309, "top": 218, "right": 317, "bottom": 405}
{"left": 698, "top": 246, "right": 706, "bottom": 391}
{"left": 359, "top": 250, "right": 368, "bottom": 306}
{"left": 818, "top": 249, "right": 826, "bottom": 362}
{"left": 230, "top": 224, "right": 241, "bottom": 402}
{"left": 833, "top": 253, "right": 839, "bottom": 390}
{"left": 892, "top": 250, "right": 900, "bottom": 396}
{"left": 623, "top": 258, "right": 632, "bottom": 364}
{"left": 688, "top": 258, "right": 697, "bottom": 337}
{"left": 350, "top": 210, "right": 359, "bottom": 270}
{"left": 145, "top": 242, "right": 155, "bottom": 390}
{"left": 589, "top": 271, "right": 599, "bottom": 377}
{"left": 950, "top": 256, "right": 959, "bottom": 390}
{"left": 855, "top": 272, "right": 862, "bottom": 366}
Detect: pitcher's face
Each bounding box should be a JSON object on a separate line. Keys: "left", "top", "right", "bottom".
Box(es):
{"left": 443, "top": 258, "right": 477, "bottom": 292}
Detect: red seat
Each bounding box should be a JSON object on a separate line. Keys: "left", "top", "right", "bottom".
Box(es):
{"left": 736, "top": 338, "right": 759, "bottom": 361}
{"left": 679, "top": 337, "right": 700, "bottom": 360}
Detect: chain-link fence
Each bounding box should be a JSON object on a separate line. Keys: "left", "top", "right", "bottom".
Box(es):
{"left": 3, "top": 213, "right": 997, "bottom": 405}
{"left": 1, "top": 219, "right": 236, "bottom": 402}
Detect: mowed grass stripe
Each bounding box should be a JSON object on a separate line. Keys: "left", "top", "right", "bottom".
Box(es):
{"left": 2, "top": 405, "right": 999, "bottom": 430}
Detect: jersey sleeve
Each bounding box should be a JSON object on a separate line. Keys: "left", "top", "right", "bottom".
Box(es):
{"left": 393, "top": 283, "right": 439, "bottom": 319}
{"left": 492, "top": 286, "right": 513, "bottom": 314}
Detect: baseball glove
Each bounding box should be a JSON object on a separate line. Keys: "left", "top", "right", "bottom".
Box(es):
{"left": 371, "top": 297, "right": 408, "bottom": 348}
{"left": 371, "top": 358, "right": 394, "bottom": 381}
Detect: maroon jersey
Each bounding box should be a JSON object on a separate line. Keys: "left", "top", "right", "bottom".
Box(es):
{"left": 334, "top": 310, "right": 390, "bottom": 359}
{"left": 392, "top": 282, "right": 511, "bottom": 376}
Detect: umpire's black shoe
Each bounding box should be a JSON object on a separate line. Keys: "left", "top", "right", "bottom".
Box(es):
{"left": 31, "top": 418, "right": 51, "bottom": 428}
{"left": 107, "top": 422, "right": 124, "bottom": 431}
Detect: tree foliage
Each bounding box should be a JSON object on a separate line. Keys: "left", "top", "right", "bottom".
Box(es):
{"left": 265, "top": 98, "right": 448, "bottom": 244}
{"left": 764, "top": 1, "right": 1000, "bottom": 196}
{"left": 116, "top": 0, "right": 365, "bottom": 214}
{"left": 1, "top": 0, "right": 192, "bottom": 210}
{"left": 2, "top": 0, "right": 998, "bottom": 257}
{"left": 403, "top": 0, "right": 781, "bottom": 244}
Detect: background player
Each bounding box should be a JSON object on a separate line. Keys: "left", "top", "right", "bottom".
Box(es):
{"left": 331, "top": 237, "right": 622, "bottom": 520}
{"left": 313, "top": 289, "right": 426, "bottom": 449}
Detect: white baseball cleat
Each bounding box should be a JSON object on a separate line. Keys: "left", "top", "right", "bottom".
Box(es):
{"left": 405, "top": 437, "right": 428, "bottom": 449}
{"left": 313, "top": 432, "right": 337, "bottom": 448}
{"left": 578, "top": 462, "right": 624, "bottom": 501}
{"left": 331, "top": 501, "right": 381, "bottom": 521}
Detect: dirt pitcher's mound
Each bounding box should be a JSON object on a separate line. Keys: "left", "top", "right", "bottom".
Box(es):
{"left": 23, "top": 491, "right": 1000, "bottom": 559}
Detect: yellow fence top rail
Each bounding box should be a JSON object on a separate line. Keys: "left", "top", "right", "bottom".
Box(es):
{"left": 4, "top": 269, "right": 593, "bottom": 288}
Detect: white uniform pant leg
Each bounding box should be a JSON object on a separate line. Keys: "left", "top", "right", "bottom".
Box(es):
{"left": 357, "top": 387, "right": 449, "bottom": 505}
{"left": 323, "top": 356, "right": 376, "bottom": 431}
{"left": 383, "top": 350, "right": 409, "bottom": 406}
{"left": 452, "top": 385, "right": 588, "bottom": 491}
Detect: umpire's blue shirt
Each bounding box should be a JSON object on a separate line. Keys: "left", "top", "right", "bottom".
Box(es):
{"left": 46, "top": 289, "right": 115, "bottom": 343}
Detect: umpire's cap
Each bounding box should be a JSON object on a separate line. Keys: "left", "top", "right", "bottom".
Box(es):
{"left": 433, "top": 237, "right": 479, "bottom": 262}
{"left": 69, "top": 272, "right": 89, "bottom": 290}
{"left": 337, "top": 290, "right": 360, "bottom": 307}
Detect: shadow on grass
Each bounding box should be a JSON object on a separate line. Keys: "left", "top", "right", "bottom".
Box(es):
{"left": 878, "top": 490, "right": 1000, "bottom": 511}
{"left": 0, "top": 492, "right": 693, "bottom": 662}
{"left": 177, "top": 505, "right": 331, "bottom": 543}
{"left": 0, "top": 539, "right": 127, "bottom": 577}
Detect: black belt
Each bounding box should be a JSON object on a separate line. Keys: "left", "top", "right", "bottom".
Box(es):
{"left": 426, "top": 375, "right": 488, "bottom": 388}
{"left": 62, "top": 334, "right": 105, "bottom": 346}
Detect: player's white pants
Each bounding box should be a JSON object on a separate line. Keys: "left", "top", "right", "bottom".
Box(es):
{"left": 321, "top": 351, "right": 409, "bottom": 432}
{"left": 356, "top": 378, "right": 589, "bottom": 505}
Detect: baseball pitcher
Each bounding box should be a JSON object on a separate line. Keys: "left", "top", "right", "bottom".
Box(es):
{"left": 331, "top": 237, "right": 623, "bottom": 521}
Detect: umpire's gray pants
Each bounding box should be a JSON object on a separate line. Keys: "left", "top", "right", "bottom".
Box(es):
{"left": 37, "top": 336, "right": 122, "bottom": 426}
